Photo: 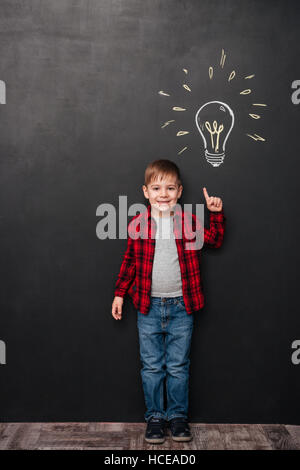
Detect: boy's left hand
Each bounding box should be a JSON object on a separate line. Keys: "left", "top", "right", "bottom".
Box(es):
{"left": 203, "top": 187, "right": 223, "bottom": 212}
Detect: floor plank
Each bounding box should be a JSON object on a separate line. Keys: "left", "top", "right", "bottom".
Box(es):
{"left": 261, "top": 424, "right": 299, "bottom": 450}
{"left": 191, "top": 424, "right": 225, "bottom": 450}
{"left": 0, "top": 423, "right": 21, "bottom": 450}
{"left": 286, "top": 425, "right": 300, "bottom": 449}
{"left": 0, "top": 422, "right": 299, "bottom": 450}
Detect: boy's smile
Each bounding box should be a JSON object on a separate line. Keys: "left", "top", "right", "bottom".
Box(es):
{"left": 142, "top": 174, "right": 183, "bottom": 217}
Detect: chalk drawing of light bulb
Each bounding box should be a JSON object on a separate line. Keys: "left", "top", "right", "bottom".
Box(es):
{"left": 195, "top": 101, "right": 234, "bottom": 167}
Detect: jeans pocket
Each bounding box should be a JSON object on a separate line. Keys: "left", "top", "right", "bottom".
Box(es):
{"left": 176, "top": 298, "right": 185, "bottom": 308}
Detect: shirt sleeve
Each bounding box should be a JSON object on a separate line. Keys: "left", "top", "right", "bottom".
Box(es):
{"left": 204, "top": 209, "right": 226, "bottom": 248}
{"left": 114, "top": 234, "right": 136, "bottom": 298}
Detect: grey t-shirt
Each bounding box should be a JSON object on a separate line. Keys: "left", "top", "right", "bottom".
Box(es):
{"left": 151, "top": 213, "right": 183, "bottom": 297}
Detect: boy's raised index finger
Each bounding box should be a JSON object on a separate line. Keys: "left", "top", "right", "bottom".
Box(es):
{"left": 203, "top": 187, "right": 209, "bottom": 200}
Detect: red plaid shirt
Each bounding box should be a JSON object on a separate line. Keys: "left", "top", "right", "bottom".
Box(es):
{"left": 114, "top": 203, "right": 226, "bottom": 315}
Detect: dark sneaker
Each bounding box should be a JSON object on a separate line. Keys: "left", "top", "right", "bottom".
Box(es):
{"left": 145, "top": 417, "right": 166, "bottom": 444}
{"left": 169, "top": 418, "right": 193, "bottom": 442}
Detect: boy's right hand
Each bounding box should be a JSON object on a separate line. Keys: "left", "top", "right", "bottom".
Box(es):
{"left": 112, "top": 296, "right": 124, "bottom": 320}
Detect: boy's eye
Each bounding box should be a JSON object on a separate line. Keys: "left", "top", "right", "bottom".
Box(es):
{"left": 152, "top": 187, "right": 176, "bottom": 190}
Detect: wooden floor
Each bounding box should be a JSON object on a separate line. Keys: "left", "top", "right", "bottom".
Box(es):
{"left": 0, "top": 423, "right": 299, "bottom": 450}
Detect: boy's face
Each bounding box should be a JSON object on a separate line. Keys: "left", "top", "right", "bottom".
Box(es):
{"left": 142, "top": 174, "right": 183, "bottom": 215}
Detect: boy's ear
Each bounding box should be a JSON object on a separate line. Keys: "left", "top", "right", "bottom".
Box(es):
{"left": 142, "top": 185, "right": 149, "bottom": 199}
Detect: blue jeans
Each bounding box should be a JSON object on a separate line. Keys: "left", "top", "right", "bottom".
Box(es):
{"left": 137, "top": 296, "right": 194, "bottom": 422}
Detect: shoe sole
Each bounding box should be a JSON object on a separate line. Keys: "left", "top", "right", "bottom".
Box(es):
{"left": 171, "top": 435, "right": 193, "bottom": 442}
{"left": 145, "top": 437, "right": 165, "bottom": 444}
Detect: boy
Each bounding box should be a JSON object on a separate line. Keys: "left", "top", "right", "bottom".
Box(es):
{"left": 112, "top": 160, "right": 225, "bottom": 444}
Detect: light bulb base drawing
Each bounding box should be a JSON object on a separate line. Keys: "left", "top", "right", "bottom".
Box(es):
{"left": 205, "top": 150, "right": 225, "bottom": 167}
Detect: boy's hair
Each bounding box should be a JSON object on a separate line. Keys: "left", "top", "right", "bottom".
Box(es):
{"left": 144, "top": 159, "right": 182, "bottom": 186}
